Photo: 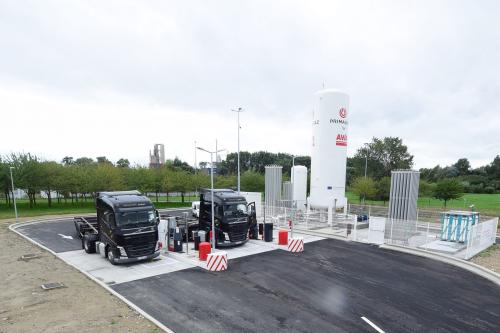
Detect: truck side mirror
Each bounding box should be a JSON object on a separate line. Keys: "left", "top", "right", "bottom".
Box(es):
{"left": 155, "top": 209, "right": 160, "bottom": 225}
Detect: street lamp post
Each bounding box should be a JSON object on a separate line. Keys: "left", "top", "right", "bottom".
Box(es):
{"left": 363, "top": 143, "right": 369, "bottom": 205}
{"left": 197, "top": 141, "right": 225, "bottom": 251}
{"left": 194, "top": 140, "right": 197, "bottom": 173}
{"left": 232, "top": 107, "right": 243, "bottom": 194}
{"left": 9, "top": 167, "right": 18, "bottom": 222}
{"left": 363, "top": 143, "right": 369, "bottom": 178}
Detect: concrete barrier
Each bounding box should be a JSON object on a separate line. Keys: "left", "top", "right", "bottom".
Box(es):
{"left": 288, "top": 237, "right": 304, "bottom": 252}
{"left": 207, "top": 251, "right": 228, "bottom": 271}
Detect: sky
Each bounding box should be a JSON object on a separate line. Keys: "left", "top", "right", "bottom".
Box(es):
{"left": 1, "top": 0, "right": 499, "bottom": 169}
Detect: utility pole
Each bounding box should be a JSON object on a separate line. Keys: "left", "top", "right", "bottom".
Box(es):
{"left": 363, "top": 143, "right": 369, "bottom": 205}
{"left": 197, "top": 141, "right": 225, "bottom": 251}
{"left": 232, "top": 107, "right": 243, "bottom": 194}
{"left": 364, "top": 142, "right": 369, "bottom": 178}
{"left": 194, "top": 140, "right": 197, "bottom": 173}
{"left": 9, "top": 167, "right": 18, "bottom": 222}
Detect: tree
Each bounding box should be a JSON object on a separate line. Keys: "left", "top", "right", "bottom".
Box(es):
{"left": 375, "top": 177, "right": 391, "bottom": 204}
{"left": 433, "top": 179, "right": 463, "bottom": 208}
{"left": 90, "top": 163, "right": 124, "bottom": 192}
{"left": 162, "top": 168, "right": 176, "bottom": 201}
{"left": 124, "top": 166, "right": 153, "bottom": 193}
{"left": 419, "top": 180, "right": 435, "bottom": 207}
{"left": 96, "top": 156, "right": 113, "bottom": 165}
{"left": 116, "top": 158, "right": 130, "bottom": 168}
{"left": 192, "top": 172, "right": 210, "bottom": 192}
{"left": 215, "top": 175, "right": 236, "bottom": 189}
{"left": 351, "top": 177, "right": 376, "bottom": 203}
{"left": 9, "top": 153, "right": 42, "bottom": 208}
{"left": 151, "top": 167, "right": 166, "bottom": 202}
{"left": 62, "top": 156, "right": 74, "bottom": 165}
{"left": 39, "top": 161, "right": 63, "bottom": 207}
{"left": 74, "top": 157, "right": 94, "bottom": 166}
{"left": 454, "top": 158, "right": 471, "bottom": 176}
{"left": 170, "top": 157, "right": 194, "bottom": 173}
{"left": 170, "top": 171, "right": 193, "bottom": 202}
{"left": 352, "top": 137, "right": 414, "bottom": 179}
{"left": 486, "top": 155, "right": 500, "bottom": 179}
{"left": 240, "top": 171, "right": 265, "bottom": 192}
{"left": 0, "top": 158, "right": 12, "bottom": 206}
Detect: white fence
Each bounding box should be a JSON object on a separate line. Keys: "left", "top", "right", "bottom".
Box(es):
{"left": 355, "top": 216, "right": 497, "bottom": 260}
{"left": 465, "top": 218, "right": 499, "bottom": 260}
{"left": 259, "top": 202, "right": 498, "bottom": 260}
{"left": 259, "top": 204, "right": 353, "bottom": 238}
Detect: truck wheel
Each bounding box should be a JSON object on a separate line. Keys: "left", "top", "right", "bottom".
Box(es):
{"left": 83, "top": 234, "right": 97, "bottom": 254}
{"left": 107, "top": 248, "right": 117, "bottom": 265}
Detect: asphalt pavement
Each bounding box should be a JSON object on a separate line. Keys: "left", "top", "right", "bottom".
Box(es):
{"left": 14, "top": 208, "right": 191, "bottom": 253}
{"left": 13, "top": 214, "right": 500, "bottom": 333}
{"left": 112, "top": 239, "right": 500, "bottom": 333}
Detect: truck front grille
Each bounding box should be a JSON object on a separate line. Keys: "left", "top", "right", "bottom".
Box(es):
{"left": 228, "top": 223, "right": 249, "bottom": 242}
{"left": 125, "top": 242, "right": 156, "bottom": 257}
{"left": 123, "top": 232, "right": 157, "bottom": 257}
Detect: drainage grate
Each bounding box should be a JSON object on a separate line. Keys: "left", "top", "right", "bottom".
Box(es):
{"left": 41, "top": 282, "right": 65, "bottom": 290}
{"left": 19, "top": 253, "right": 41, "bottom": 261}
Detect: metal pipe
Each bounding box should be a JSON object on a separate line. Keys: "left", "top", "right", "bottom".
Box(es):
{"left": 197, "top": 141, "right": 225, "bottom": 252}
{"left": 183, "top": 212, "right": 189, "bottom": 255}
{"left": 9, "top": 167, "right": 18, "bottom": 222}
{"left": 232, "top": 107, "right": 243, "bottom": 194}
{"left": 211, "top": 141, "right": 215, "bottom": 251}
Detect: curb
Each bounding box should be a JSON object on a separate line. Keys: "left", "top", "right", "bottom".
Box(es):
{"left": 380, "top": 244, "right": 500, "bottom": 286}
{"left": 9, "top": 216, "right": 176, "bottom": 333}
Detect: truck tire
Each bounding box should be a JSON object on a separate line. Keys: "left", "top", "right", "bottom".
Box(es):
{"left": 83, "top": 234, "right": 97, "bottom": 254}
{"left": 107, "top": 247, "right": 117, "bottom": 265}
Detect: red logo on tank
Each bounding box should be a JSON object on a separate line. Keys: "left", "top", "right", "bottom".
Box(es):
{"left": 339, "top": 107, "right": 347, "bottom": 118}
{"left": 336, "top": 134, "right": 347, "bottom": 146}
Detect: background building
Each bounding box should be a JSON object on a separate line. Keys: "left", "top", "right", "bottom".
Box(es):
{"left": 149, "top": 144, "right": 165, "bottom": 168}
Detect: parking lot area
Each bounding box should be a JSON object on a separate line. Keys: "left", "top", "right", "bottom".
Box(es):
{"left": 11, "top": 216, "right": 500, "bottom": 333}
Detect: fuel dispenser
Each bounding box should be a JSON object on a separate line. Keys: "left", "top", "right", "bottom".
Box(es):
{"left": 167, "top": 217, "right": 183, "bottom": 252}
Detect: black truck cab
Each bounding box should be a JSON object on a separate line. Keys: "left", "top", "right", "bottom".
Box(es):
{"left": 80, "top": 191, "right": 162, "bottom": 264}
{"left": 199, "top": 189, "right": 257, "bottom": 247}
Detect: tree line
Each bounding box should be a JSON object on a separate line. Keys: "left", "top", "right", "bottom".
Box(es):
{"left": 2, "top": 136, "right": 499, "bottom": 210}
{"left": 0, "top": 153, "right": 265, "bottom": 208}
{"left": 347, "top": 137, "right": 500, "bottom": 206}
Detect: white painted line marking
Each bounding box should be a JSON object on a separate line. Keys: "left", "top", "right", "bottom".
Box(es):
{"left": 58, "top": 233, "right": 73, "bottom": 239}
{"left": 361, "top": 316, "right": 385, "bottom": 333}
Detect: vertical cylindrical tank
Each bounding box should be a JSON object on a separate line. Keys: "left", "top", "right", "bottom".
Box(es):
{"left": 291, "top": 165, "right": 308, "bottom": 211}
{"left": 265, "top": 165, "right": 282, "bottom": 216}
{"left": 309, "top": 89, "right": 349, "bottom": 209}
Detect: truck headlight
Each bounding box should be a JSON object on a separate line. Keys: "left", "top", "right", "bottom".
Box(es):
{"left": 117, "top": 246, "right": 127, "bottom": 257}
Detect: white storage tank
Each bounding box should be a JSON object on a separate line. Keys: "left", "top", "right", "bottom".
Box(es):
{"left": 291, "top": 165, "right": 308, "bottom": 211}
{"left": 308, "top": 89, "right": 349, "bottom": 209}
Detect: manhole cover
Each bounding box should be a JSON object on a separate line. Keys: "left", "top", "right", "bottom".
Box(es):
{"left": 41, "top": 282, "right": 65, "bottom": 290}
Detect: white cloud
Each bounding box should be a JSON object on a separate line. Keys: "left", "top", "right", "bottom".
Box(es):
{"left": 1, "top": 0, "right": 499, "bottom": 168}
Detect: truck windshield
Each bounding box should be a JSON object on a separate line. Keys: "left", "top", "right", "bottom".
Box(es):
{"left": 223, "top": 203, "right": 247, "bottom": 216}
{"left": 116, "top": 210, "right": 156, "bottom": 226}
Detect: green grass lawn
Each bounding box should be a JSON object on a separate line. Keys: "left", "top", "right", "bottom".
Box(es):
{"left": 0, "top": 197, "right": 193, "bottom": 220}
{"left": 346, "top": 191, "right": 500, "bottom": 217}
{"left": 2, "top": 192, "right": 499, "bottom": 220}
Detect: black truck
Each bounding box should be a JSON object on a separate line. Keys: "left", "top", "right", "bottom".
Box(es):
{"left": 74, "top": 191, "right": 162, "bottom": 265}
{"left": 198, "top": 189, "right": 257, "bottom": 247}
